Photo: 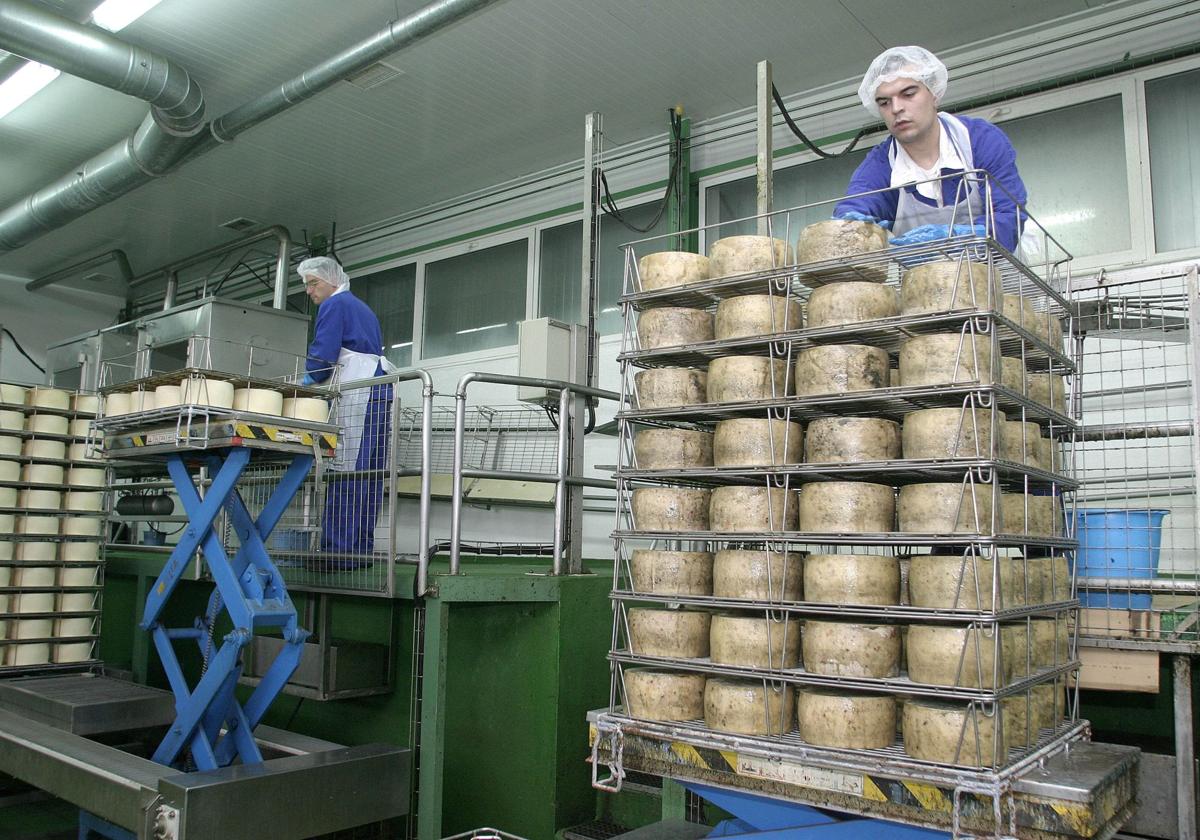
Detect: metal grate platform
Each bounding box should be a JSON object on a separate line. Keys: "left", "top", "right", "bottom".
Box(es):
{"left": 0, "top": 673, "right": 175, "bottom": 736}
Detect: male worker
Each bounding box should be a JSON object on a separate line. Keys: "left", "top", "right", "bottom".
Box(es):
{"left": 833, "top": 46, "right": 1028, "bottom": 254}
{"left": 300, "top": 256, "right": 393, "bottom": 564}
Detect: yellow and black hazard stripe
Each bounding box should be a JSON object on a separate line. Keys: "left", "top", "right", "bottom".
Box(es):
{"left": 233, "top": 422, "right": 338, "bottom": 450}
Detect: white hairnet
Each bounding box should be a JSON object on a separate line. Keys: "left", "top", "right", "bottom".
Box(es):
{"left": 857, "top": 46, "right": 948, "bottom": 117}
{"left": 297, "top": 256, "right": 350, "bottom": 292}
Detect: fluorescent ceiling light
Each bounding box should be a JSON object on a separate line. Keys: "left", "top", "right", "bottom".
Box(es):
{"left": 91, "top": 0, "right": 164, "bottom": 32}
{"left": 456, "top": 322, "right": 506, "bottom": 335}
{"left": 0, "top": 62, "right": 61, "bottom": 120}
{"left": 390, "top": 341, "right": 413, "bottom": 349}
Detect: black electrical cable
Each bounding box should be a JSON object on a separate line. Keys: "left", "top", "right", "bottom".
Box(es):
{"left": 599, "top": 107, "right": 683, "bottom": 234}
{"left": 0, "top": 327, "right": 45, "bottom": 374}
{"left": 772, "top": 83, "right": 875, "bottom": 159}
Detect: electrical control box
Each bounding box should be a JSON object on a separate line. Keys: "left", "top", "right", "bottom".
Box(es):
{"left": 517, "top": 317, "right": 586, "bottom": 404}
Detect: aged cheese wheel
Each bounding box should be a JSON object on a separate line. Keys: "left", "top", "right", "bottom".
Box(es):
{"left": 0, "top": 459, "right": 18, "bottom": 481}
{"left": 638, "top": 252, "right": 710, "bottom": 291}
{"left": 0, "top": 384, "right": 28, "bottom": 404}
{"left": 889, "top": 368, "right": 901, "bottom": 387}
{"left": 66, "top": 466, "right": 104, "bottom": 487}
{"left": 1026, "top": 556, "right": 1070, "bottom": 604}
{"left": 15, "top": 542, "right": 57, "bottom": 562}
{"left": 715, "top": 295, "right": 802, "bottom": 339}
{"left": 900, "top": 333, "right": 993, "bottom": 386}
{"left": 710, "top": 614, "right": 801, "bottom": 668}
{"left": 908, "top": 624, "right": 1004, "bottom": 688}
{"left": 26, "top": 387, "right": 70, "bottom": 410}
{"left": 1003, "top": 295, "right": 1063, "bottom": 347}
{"left": 798, "top": 481, "right": 894, "bottom": 533}
{"left": 64, "top": 517, "right": 102, "bottom": 536}
{"left": 804, "top": 417, "right": 899, "bottom": 463}
{"left": 899, "top": 483, "right": 997, "bottom": 534}
{"left": 0, "top": 512, "right": 11, "bottom": 535}
{"left": 634, "top": 368, "right": 707, "bottom": 409}
{"left": 153, "top": 385, "right": 181, "bottom": 408}
{"left": 806, "top": 282, "right": 897, "bottom": 329}
{"left": 18, "top": 489, "right": 61, "bottom": 509}
{"left": 68, "top": 418, "right": 93, "bottom": 437}
{"left": 1030, "top": 618, "right": 1068, "bottom": 668}
{"left": 64, "top": 491, "right": 103, "bottom": 512}
{"left": 624, "top": 669, "right": 705, "bottom": 721}
{"left": 707, "top": 357, "right": 790, "bottom": 403}
{"left": 68, "top": 442, "right": 102, "bottom": 462}
{"left": 909, "top": 555, "right": 1010, "bottom": 611}
{"left": 705, "top": 678, "right": 794, "bottom": 735}
{"left": 0, "top": 410, "right": 23, "bottom": 431}
{"left": 628, "top": 608, "right": 710, "bottom": 658}
{"left": 630, "top": 550, "right": 714, "bottom": 596}
{"left": 904, "top": 700, "right": 999, "bottom": 767}
{"left": 181, "top": 377, "right": 234, "bottom": 409}
{"left": 1001, "top": 357, "right": 1025, "bottom": 393}
{"left": 283, "top": 397, "right": 329, "bottom": 422}
{"left": 62, "top": 541, "right": 100, "bottom": 562}
{"left": 803, "top": 620, "right": 900, "bottom": 677}
{"left": 11, "top": 614, "right": 53, "bottom": 637}
{"left": 796, "top": 220, "right": 889, "bottom": 282}
{"left": 14, "top": 567, "right": 56, "bottom": 590}
{"left": 804, "top": 554, "right": 900, "bottom": 606}
{"left": 25, "top": 413, "right": 68, "bottom": 435}
{"left": 23, "top": 463, "right": 64, "bottom": 485}
{"left": 1027, "top": 372, "right": 1067, "bottom": 412}
{"left": 71, "top": 393, "right": 99, "bottom": 414}
{"left": 1031, "top": 682, "right": 1065, "bottom": 730}
{"left": 1007, "top": 422, "right": 1050, "bottom": 470}
{"left": 1038, "top": 437, "right": 1058, "bottom": 474}
{"left": 234, "top": 388, "right": 286, "bottom": 415}
{"left": 1004, "top": 623, "right": 1030, "bottom": 679}
{"left": 18, "top": 515, "right": 59, "bottom": 535}
{"left": 902, "top": 408, "right": 992, "bottom": 460}
{"left": 128, "top": 390, "right": 155, "bottom": 413}
{"left": 713, "top": 549, "right": 803, "bottom": 601}
{"left": 61, "top": 564, "right": 99, "bottom": 588}
{"left": 1001, "top": 494, "right": 1061, "bottom": 537}
{"left": 631, "top": 487, "right": 709, "bottom": 531}
{"left": 710, "top": 486, "right": 797, "bottom": 532}
{"left": 797, "top": 689, "right": 896, "bottom": 749}
{"left": 998, "top": 421, "right": 1023, "bottom": 464}
{"left": 0, "top": 435, "right": 19, "bottom": 456}
{"left": 900, "top": 260, "right": 995, "bottom": 315}
{"left": 104, "top": 392, "right": 131, "bottom": 417}
{"left": 709, "top": 236, "right": 793, "bottom": 278}
{"left": 793, "top": 344, "right": 889, "bottom": 396}
{"left": 633, "top": 428, "right": 714, "bottom": 469}
{"left": 713, "top": 419, "right": 801, "bottom": 466}
{"left": 637, "top": 307, "right": 714, "bottom": 349}
{"left": 22, "top": 439, "right": 66, "bottom": 460}
{"left": 0, "top": 487, "right": 14, "bottom": 507}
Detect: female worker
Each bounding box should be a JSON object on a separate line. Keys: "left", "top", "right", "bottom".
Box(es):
{"left": 299, "top": 256, "right": 393, "bottom": 564}
{"left": 833, "top": 46, "right": 1033, "bottom": 256}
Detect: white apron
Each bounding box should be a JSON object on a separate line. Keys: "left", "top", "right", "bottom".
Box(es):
{"left": 889, "top": 114, "right": 982, "bottom": 237}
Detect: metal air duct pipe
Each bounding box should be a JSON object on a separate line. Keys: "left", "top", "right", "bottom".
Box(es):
{"left": 0, "top": 0, "right": 500, "bottom": 253}
{"left": 0, "top": 0, "right": 205, "bottom": 251}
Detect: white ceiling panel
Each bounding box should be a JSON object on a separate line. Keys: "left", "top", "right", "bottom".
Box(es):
{"left": 0, "top": 0, "right": 1117, "bottom": 282}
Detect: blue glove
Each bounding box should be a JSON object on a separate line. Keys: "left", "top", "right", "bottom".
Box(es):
{"left": 889, "top": 223, "right": 985, "bottom": 247}
{"left": 300, "top": 373, "right": 316, "bottom": 386}
{"left": 834, "top": 210, "right": 892, "bottom": 230}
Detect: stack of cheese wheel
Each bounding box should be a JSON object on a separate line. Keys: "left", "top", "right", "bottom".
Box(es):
{"left": 56, "top": 560, "right": 99, "bottom": 663}
{"left": 637, "top": 251, "right": 710, "bottom": 291}
{"left": 796, "top": 219, "right": 889, "bottom": 283}
{"left": 708, "top": 236, "right": 792, "bottom": 280}
{"left": 6, "top": 564, "right": 56, "bottom": 665}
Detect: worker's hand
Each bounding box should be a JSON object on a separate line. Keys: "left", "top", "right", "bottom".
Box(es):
{"left": 834, "top": 210, "right": 892, "bottom": 230}
{"left": 300, "top": 373, "right": 316, "bottom": 387}
{"left": 889, "top": 223, "right": 985, "bottom": 247}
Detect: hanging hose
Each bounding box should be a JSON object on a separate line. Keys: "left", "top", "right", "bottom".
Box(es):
{"left": 771, "top": 83, "right": 876, "bottom": 159}
{"left": 599, "top": 107, "right": 683, "bottom": 233}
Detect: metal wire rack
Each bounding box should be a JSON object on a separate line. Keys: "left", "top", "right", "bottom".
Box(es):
{"left": 394, "top": 403, "right": 562, "bottom": 478}
{"left": 1072, "top": 262, "right": 1200, "bottom": 653}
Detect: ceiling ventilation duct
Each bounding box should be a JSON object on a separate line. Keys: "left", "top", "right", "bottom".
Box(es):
{"left": 0, "top": 0, "right": 500, "bottom": 253}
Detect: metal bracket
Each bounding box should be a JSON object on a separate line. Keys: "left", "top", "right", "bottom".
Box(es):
{"left": 590, "top": 720, "right": 625, "bottom": 793}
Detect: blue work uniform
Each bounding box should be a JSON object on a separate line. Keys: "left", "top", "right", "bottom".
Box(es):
{"left": 834, "top": 114, "right": 1028, "bottom": 252}
{"left": 306, "top": 289, "right": 391, "bottom": 561}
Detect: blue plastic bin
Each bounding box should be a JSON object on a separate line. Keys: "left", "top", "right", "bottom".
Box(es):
{"left": 1074, "top": 508, "right": 1168, "bottom": 609}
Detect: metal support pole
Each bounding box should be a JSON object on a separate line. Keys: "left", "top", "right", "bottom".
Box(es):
{"left": 667, "top": 113, "right": 691, "bottom": 252}
{"left": 448, "top": 389, "right": 468, "bottom": 576}
{"left": 416, "top": 372, "right": 434, "bottom": 595}
{"left": 756, "top": 60, "right": 773, "bottom": 237}
{"left": 1175, "top": 655, "right": 1197, "bottom": 840}
{"left": 163, "top": 270, "right": 178, "bottom": 310}
{"left": 553, "top": 384, "right": 570, "bottom": 574}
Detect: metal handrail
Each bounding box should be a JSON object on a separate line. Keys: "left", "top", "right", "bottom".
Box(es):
{"left": 449, "top": 372, "right": 619, "bottom": 576}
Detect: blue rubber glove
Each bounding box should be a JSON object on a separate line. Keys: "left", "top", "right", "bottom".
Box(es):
{"left": 890, "top": 223, "right": 985, "bottom": 247}
{"left": 300, "top": 373, "right": 316, "bottom": 386}
{"left": 834, "top": 210, "right": 892, "bottom": 230}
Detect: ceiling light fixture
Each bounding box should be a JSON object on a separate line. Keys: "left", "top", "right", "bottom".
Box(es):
{"left": 90, "top": 0, "right": 164, "bottom": 33}
{"left": 0, "top": 61, "right": 60, "bottom": 120}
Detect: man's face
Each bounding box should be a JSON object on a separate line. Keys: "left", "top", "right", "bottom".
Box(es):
{"left": 304, "top": 275, "right": 336, "bottom": 306}
{"left": 875, "top": 76, "right": 938, "bottom": 146}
